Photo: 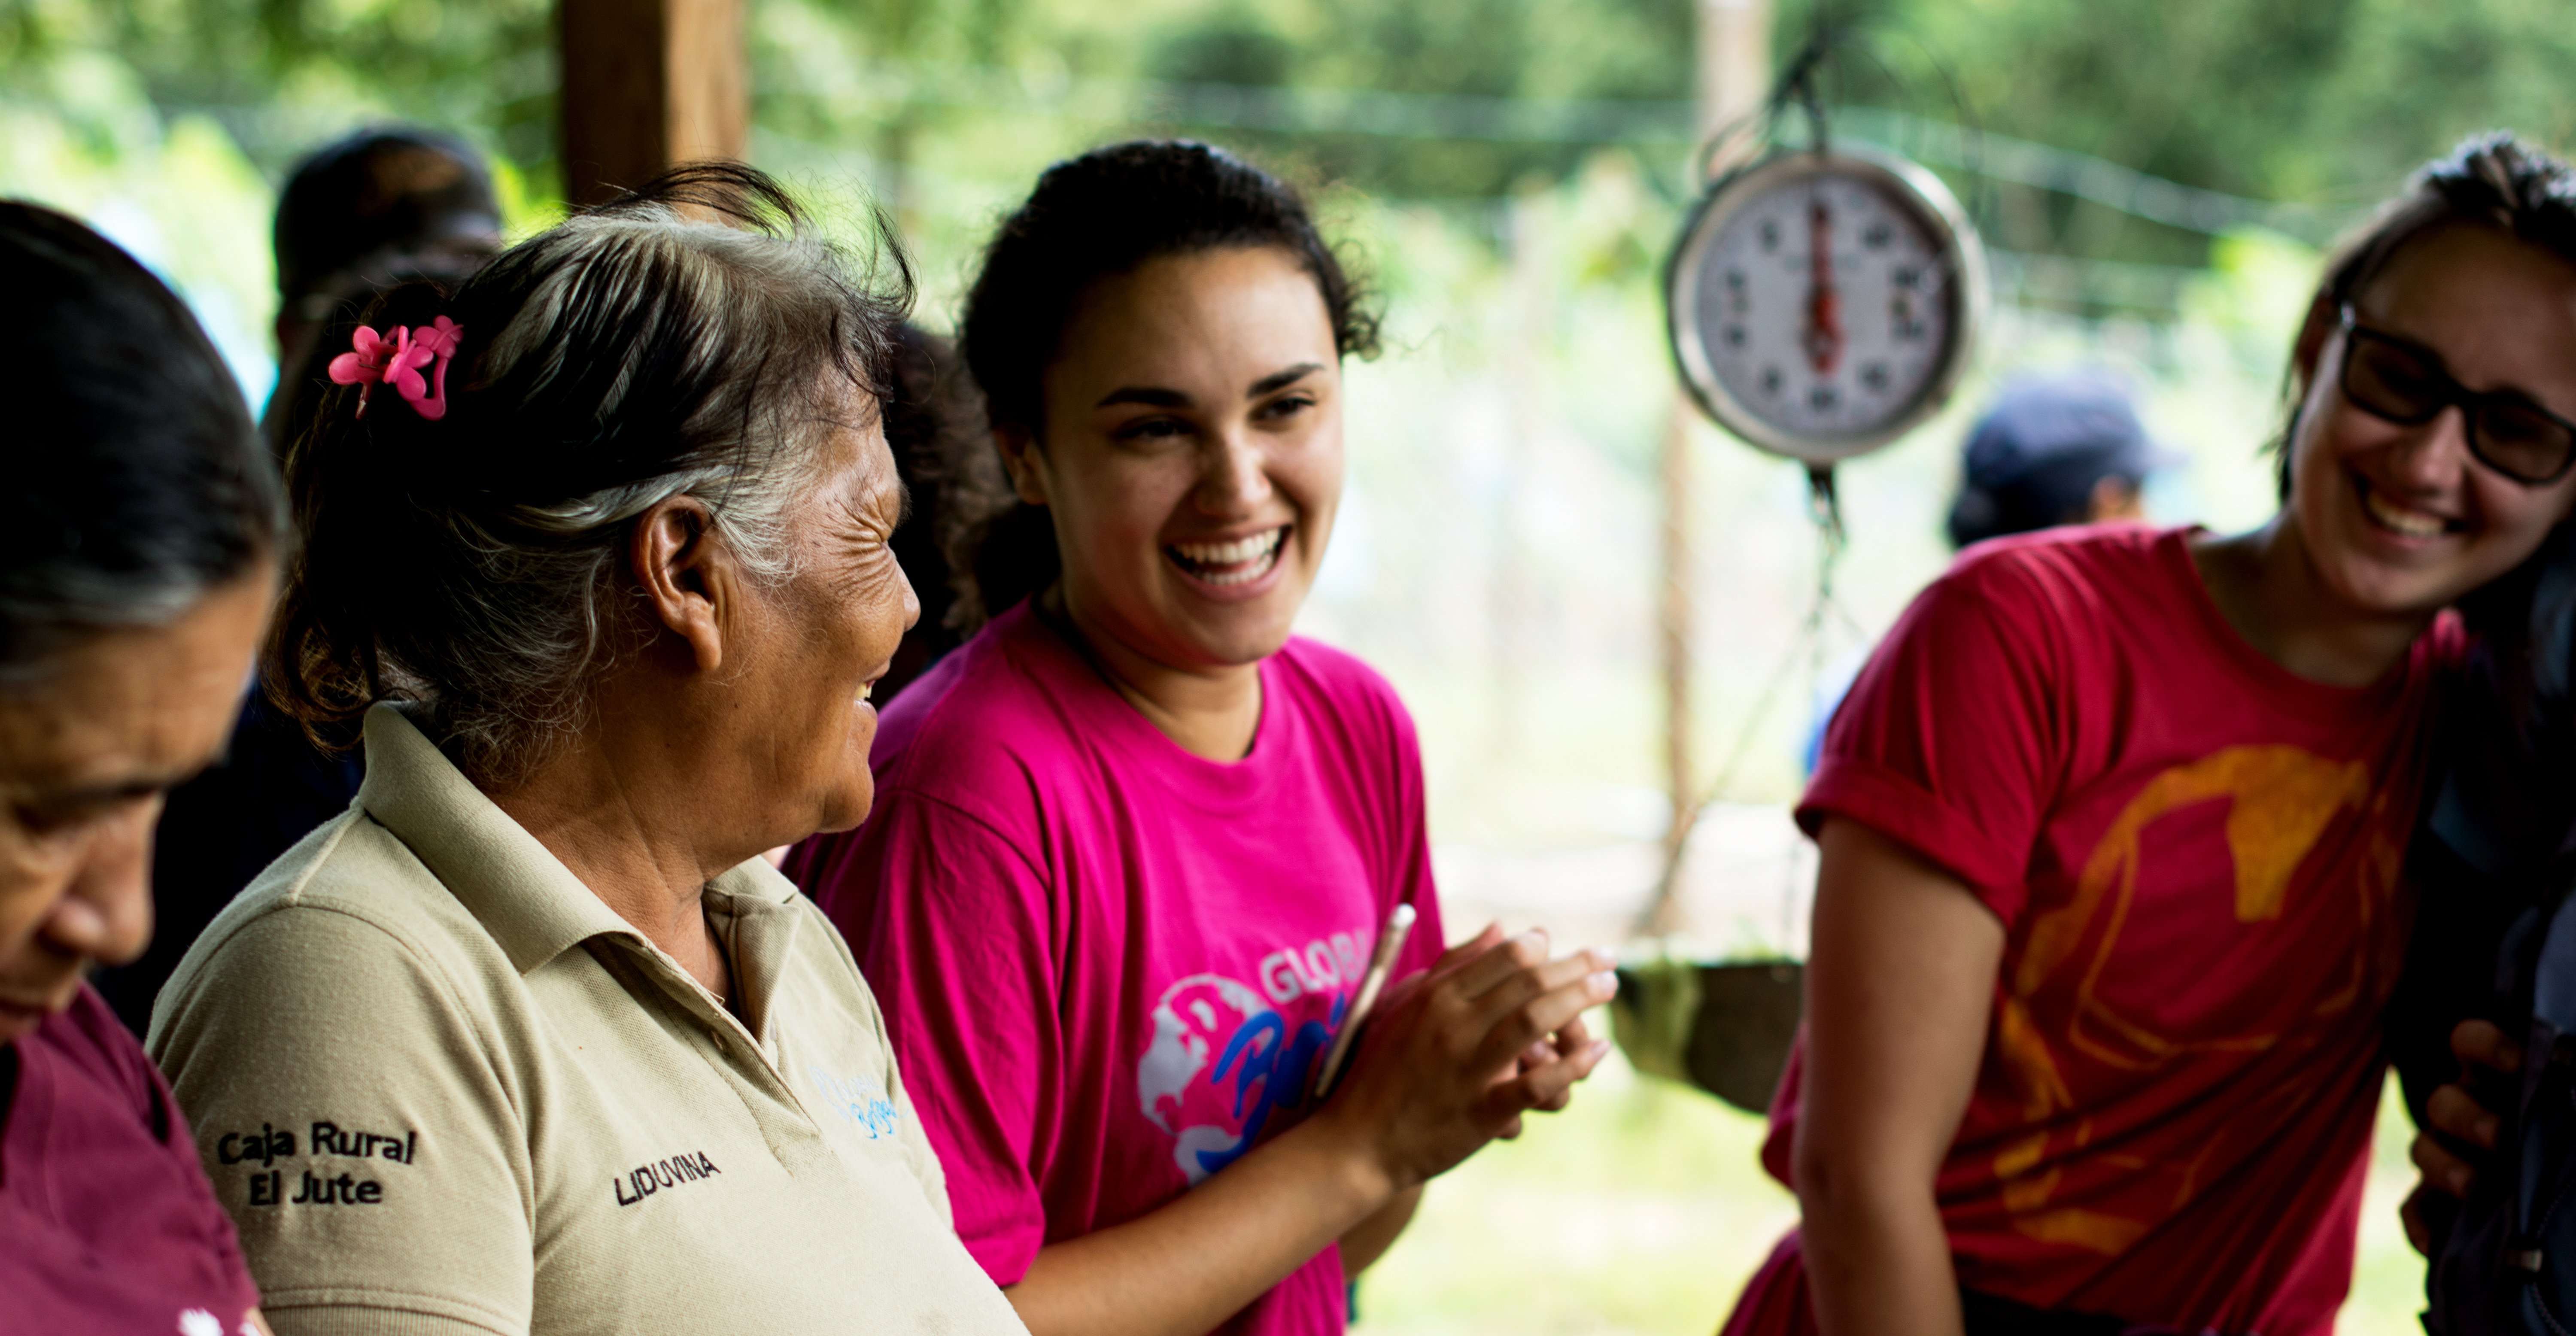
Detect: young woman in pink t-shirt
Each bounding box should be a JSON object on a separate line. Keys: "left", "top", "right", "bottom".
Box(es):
{"left": 790, "top": 140, "right": 1616, "bottom": 1336}
{"left": 1723, "top": 136, "right": 2576, "bottom": 1336}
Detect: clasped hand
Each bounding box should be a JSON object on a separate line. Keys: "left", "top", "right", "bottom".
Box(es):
{"left": 1309, "top": 923, "right": 1617, "bottom": 1197}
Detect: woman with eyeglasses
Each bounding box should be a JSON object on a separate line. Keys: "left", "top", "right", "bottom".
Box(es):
{"left": 1718, "top": 134, "right": 2576, "bottom": 1336}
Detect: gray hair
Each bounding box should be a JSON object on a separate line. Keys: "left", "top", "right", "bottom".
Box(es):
{"left": 271, "top": 164, "right": 912, "bottom": 784}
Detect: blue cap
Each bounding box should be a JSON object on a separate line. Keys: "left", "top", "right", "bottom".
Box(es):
{"left": 1962, "top": 369, "right": 2171, "bottom": 490}
{"left": 1947, "top": 370, "right": 2175, "bottom": 549}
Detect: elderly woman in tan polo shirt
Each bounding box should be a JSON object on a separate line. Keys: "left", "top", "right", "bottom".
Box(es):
{"left": 149, "top": 166, "right": 1026, "bottom": 1336}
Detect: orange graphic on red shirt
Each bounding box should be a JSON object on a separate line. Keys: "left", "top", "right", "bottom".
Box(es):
{"left": 1987, "top": 745, "right": 2405, "bottom": 1254}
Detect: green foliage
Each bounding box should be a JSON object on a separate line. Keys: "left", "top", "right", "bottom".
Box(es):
{"left": 1793, "top": 0, "right": 2576, "bottom": 266}
{"left": 0, "top": 0, "right": 552, "bottom": 174}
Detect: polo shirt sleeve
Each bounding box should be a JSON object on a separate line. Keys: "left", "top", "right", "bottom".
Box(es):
{"left": 1798, "top": 556, "right": 2062, "bottom": 928}
{"left": 824, "top": 792, "right": 1059, "bottom": 1288}
{"left": 151, "top": 905, "right": 534, "bottom": 1336}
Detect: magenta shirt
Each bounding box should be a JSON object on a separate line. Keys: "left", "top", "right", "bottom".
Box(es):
{"left": 2, "top": 984, "right": 259, "bottom": 1334}
{"left": 794, "top": 604, "right": 1446, "bottom": 1335}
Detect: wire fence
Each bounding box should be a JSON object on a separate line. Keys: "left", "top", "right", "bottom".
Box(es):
{"left": 3, "top": 58, "right": 2330, "bottom": 956}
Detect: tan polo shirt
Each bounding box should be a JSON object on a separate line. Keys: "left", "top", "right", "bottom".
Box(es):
{"left": 148, "top": 705, "right": 1028, "bottom": 1336}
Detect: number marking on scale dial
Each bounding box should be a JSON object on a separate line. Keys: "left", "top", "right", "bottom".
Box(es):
{"left": 1695, "top": 173, "right": 1953, "bottom": 441}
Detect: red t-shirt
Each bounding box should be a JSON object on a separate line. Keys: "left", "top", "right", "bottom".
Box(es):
{"left": 792, "top": 604, "right": 1446, "bottom": 1336}
{"left": 2, "top": 984, "right": 261, "bottom": 1334}
{"left": 1724, "top": 526, "right": 2450, "bottom": 1336}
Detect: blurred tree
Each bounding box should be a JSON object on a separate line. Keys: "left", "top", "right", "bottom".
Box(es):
{"left": 1782, "top": 0, "right": 2576, "bottom": 266}
{"left": 3, "top": 0, "right": 2573, "bottom": 277}
{"left": 0, "top": 0, "right": 552, "bottom": 176}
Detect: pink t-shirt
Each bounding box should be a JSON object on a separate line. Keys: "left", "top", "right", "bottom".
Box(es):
{"left": 793, "top": 603, "right": 1446, "bottom": 1335}
{"left": 2, "top": 984, "right": 261, "bottom": 1334}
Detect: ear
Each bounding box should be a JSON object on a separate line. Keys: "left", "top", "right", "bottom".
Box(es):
{"left": 2086, "top": 474, "right": 2147, "bottom": 523}
{"left": 630, "top": 495, "right": 733, "bottom": 675}
{"left": 994, "top": 422, "right": 1052, "bottom": 507}
{"left": 2290, "top": 291, "right": 2341, "bottom": 393}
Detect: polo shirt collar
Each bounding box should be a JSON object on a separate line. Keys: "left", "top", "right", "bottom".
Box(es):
{"left": 355, "top": 706, "right": 812, "bottom": 1017}
{"left": 356, "top": 704, "right": 643, "bottom": 975}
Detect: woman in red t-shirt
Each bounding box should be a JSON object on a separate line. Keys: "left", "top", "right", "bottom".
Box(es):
{"left": 1723, "top": 134, "right": 2576, "bottom": 1336}
{"left": 0, "top": 206, "right": 280, "bottom": 1332}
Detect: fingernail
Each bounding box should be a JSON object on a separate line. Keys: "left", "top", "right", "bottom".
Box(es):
{"left": 1590, "top": 970, "right": 1618, "bottom": 995}
{"left": 1590, "top": 1038, "right": 1611, "bottom": 1059}
{"left": 1586, "top": 947, "right": 1616, "bottom": 969}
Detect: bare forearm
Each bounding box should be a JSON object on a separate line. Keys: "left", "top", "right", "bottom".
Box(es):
{"left": 1338, "top": 1184, "right": 1421, "bottom": 1277}
{"left": 1799, "top": 1181, "right": 1962, "bottom": 1336}
{"left": 1796, "top": 820, "right": 1996, "bottom": 1336}
{"left": 1006, "top": 1117, "right": 1391, "bottom": 1336}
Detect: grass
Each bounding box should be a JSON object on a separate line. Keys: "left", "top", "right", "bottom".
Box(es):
{"left": 1355, "top": 1056, "right": 2428, "bottom": 1334}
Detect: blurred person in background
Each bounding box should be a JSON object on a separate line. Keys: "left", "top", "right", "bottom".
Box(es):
{"left": 791, "top": 140, "right": 1615, "bottom": 1336}
{"left": 1725, "top": 133, "right": 2576, "bottom": 1336}
{"left": 148, "top": 166, "right": 1026, "bottom": 1336}
{"left": 872, "top": 321, "right": 1007, "bottom": 702}
{"left": 0, "top": 201, "right": 280, "bottom": 1334}
{"left": 1803, "top": 369, "right": 2170, "bottom": 777}
{"left": 92, "top": 127, "right": 505, "bottom": 1036}
{"left": 262, "top": 126, "right": 504, "bottom": 451}
{"left": 1944, "top": 369, "right": 2163, "bottom": 550}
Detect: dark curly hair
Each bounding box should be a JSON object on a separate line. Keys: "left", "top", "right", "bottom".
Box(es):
{"left": 951, "top": 140, "right": 1379, "bottom": 627}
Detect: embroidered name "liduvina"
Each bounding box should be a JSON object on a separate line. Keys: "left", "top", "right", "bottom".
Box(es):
{"left": 613, "top": 1151, "right": 720, "bottom": 1206}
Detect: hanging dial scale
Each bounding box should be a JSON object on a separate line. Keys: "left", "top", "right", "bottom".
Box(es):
{"left": 1668, "top": 142, "right": 1987, "bottom": 464}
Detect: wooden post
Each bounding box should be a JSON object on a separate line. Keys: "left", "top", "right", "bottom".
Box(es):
{"left": 558, "top": 0, "right": 750, "bottom": 206}
{"left": 1646, "top": 0, "right": 1772, "bottom": 936}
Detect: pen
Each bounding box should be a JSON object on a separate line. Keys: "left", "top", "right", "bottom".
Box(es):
{"left": 1311, "top": 902, "right": 1417, "bottom": 1102}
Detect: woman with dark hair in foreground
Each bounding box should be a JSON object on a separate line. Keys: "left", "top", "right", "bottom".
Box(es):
{"left": 148, "top": 166, "right": 1026, "bottom": 1336}
{"left": 0, "top": 200, "right": 282, "bottom": 1334}
{"left": 793, "top": 140, "right": 1615, "bottom": 1336}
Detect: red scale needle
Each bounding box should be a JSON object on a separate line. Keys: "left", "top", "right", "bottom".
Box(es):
{"left": 1803, "top": 197, "right": 1844, "bottom": 377}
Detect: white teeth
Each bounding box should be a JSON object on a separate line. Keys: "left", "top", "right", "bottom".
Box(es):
{"left": 1171, "top": 527, "right": 1287, "bottom": 568}
{"left": 2362, "top": 486, "right": 2448, "bottom": 539}
{"left": 1194, "top": 559, "right": 1275, "bottom": 586}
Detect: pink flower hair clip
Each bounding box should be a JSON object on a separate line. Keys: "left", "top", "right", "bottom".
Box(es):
{"left": 328, "top": 316, "right": 465, "bottom": 421}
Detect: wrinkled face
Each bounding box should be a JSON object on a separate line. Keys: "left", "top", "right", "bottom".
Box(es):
{"left": 1018, "top": 246, "right": 1344, "bottom": 671}
{"left": 2289, "top": 225, "right": 2576, "bottom": 615}
{"left": 743, "top": 410, "right": 916, "bottom": 838}
{"left": 0, "top": 569, "right": 271, "bottom": 1040}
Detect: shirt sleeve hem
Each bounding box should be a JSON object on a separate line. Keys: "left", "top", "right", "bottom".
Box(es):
{"left": 963, "top": 1230, "right": 1042, "bottom": 1288}
{"left": 1797, "top": 757, "right": 2029, "bottom": 926}
{"left": 256, "top": 1288, "right": 522, "bottom": 1336}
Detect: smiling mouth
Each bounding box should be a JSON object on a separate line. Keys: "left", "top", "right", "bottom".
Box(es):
{"left": 2355, "top": 475, "right": 2463, "bottom": 540}
{"left": 1167, "top": 525, "right": 1288, "bottom": 587}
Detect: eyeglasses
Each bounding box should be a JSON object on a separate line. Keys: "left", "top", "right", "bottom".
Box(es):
{"left": 2337, "top": 304, "right": 2576, "bottom": 486}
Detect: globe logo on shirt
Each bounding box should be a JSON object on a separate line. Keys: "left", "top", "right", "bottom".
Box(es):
{"left": 1137, "top": 972, "right": 1345, "bottom": 1184}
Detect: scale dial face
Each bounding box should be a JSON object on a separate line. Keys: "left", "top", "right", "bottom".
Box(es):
{"left": 1669, "top": 146, "right": 1987, "bottom": 463}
